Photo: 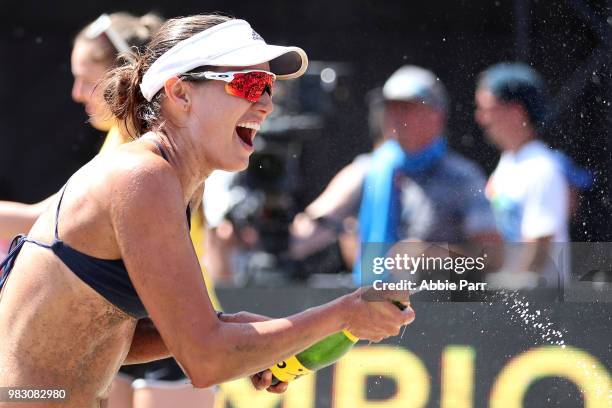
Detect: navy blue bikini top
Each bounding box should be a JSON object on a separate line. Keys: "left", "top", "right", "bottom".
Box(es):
{"left": 0, "top": 141, "right": 190, "bottom": 319}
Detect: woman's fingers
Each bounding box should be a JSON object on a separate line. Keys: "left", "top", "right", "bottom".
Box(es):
{"left": 266, "top": 381, "right": 289, "bottom": 394}
{"left": 345, "top": 288, "right": 416, "bottom": 342}
{"left": 251, "top": 370, "right": 272, "bottom": 390}
{"left": 252, "top": 370, "right": 289, "bottom": 393}
{"left": 390, "top": 302, "right": 416, "bottom": 325}
{"left": 403, "top": 305, "right": 416, "bottom": 324}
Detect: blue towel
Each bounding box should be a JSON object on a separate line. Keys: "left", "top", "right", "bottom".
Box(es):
{"left": 353, "top": 137, "right": 447, "bottom": 285}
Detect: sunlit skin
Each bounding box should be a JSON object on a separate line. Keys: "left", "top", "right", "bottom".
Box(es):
{"left": 474, "top": 89, "right": 536, "bottom": 152}
{"left": 0, "top": 63, "right": 275, "bottom": 407}
{"left": 155, "top": 62, "right": 274, "bottom": 202}
{"left": 383, "top": 100, "right": 446, "bottom": 152}
{"left": 0, "top": 58, "right": 415, "bottom": 407}
{"left": 168, "top": 62, "right": 273, "bottom": 174}
{"left": 71, "top": 38, "right": 115, "bottom": 132}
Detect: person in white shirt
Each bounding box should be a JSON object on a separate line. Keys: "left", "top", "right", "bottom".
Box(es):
{"left": 475, "top": 62, "right": 569, "bottom": 288}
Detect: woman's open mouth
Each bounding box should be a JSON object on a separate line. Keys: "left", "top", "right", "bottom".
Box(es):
{"left": 235, "top": 122, "right": 260, "bottom": 148}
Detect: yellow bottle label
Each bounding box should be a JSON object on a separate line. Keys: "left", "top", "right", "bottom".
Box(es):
{"left": 270, "top": 355, "right": 313, "bottom": 382}
{"left": 342, "top": 329, "right": 359, "bottom": 343}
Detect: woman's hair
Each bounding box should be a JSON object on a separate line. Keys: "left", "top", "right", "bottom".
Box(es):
{"left": 102, "top": 14, "right": 232, "bottom": 137}
{"left": 76, "top": 12, "right": 164, "bottom": 67}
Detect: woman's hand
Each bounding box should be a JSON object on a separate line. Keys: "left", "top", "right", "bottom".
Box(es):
{"left": 251, "top": 370, "right": 289, "bottom": 394}
{"left": 342, "top": 287, "right": 415, "bottom": 342}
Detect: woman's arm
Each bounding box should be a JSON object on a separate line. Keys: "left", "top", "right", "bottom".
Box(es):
{"left": 111, "top": 160, "right": 412, "bottom": 389}
{"left": 125, "top": 311, "right": 304, "bottom": 394}
{"left": 0, "top": 194, "right": 56, "bottom": 238}
{"left": 124, "top": 312, "right": 273, "bottom": 365}
{"left": 124, "top": 318, "right": 169, "bottom": 364}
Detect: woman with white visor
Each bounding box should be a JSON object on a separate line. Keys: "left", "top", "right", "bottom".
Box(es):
{"left": 0, "top": 14, "right": 414, "bottom": 408}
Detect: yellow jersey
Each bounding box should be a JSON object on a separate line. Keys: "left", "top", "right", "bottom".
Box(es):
{"left": 99, "top": 125, "right": 128, "bottom": 154}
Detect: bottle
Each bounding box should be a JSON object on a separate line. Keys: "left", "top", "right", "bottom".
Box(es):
{"left": 268, "top": 300, "right": 406, "bottom": 385}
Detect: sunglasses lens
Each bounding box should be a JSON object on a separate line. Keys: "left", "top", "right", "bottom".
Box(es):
{"left": 226, "top": 72, "right": 274, "bottom": 102}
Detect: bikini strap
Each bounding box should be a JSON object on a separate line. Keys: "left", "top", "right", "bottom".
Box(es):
{"left": 54, "top": 183, "right": 70, "bottom": 241}
{"left": 150, "top": 139, "right": 191, "bottom": 228}
{"left": 152, "top": 139, "right": 169, "bottom": 163}
{"left": 0, "top": 235, "right": 26, "bottom": 287}
{"left": 0, "top": 235, "right": 52, "bottom": 290}
{"left": 187, "top": 205, "right": 192, "bottom": 229}
{"left": 55, "top": 139, "right": 171, "bottom": 242}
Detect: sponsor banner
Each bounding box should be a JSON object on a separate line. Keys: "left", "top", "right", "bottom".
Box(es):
{"left": 214, "top": 287, "right": 610, "bottom": 408}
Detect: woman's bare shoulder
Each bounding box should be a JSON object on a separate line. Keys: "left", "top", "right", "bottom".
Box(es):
{"left": 94, "top": 143, "right": 185, "bottom": 227}
{"left": 87, "top": 141, "right": 182, "bottom": 204}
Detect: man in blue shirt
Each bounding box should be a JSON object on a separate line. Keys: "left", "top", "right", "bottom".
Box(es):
{"left": 291, "top": 64, "right": 587, "bottom": 289}
{"left": 356, "top": 66, "right": 500, "bottom": 285}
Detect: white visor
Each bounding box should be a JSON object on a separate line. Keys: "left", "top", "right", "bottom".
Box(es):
{"left": 140, "top": 19, "right": 308, "bottom": 101}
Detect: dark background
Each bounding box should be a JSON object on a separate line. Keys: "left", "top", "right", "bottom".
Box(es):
{"left": 1, "top": 0, "right": 610, "bottom": 239}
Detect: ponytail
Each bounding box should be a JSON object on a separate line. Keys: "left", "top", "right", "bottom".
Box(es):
{"left": 101, "top": 52, "right": 157, "bottom": 137}
{"left": 101, "top": 14, "right": 233, "bottom": 138}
